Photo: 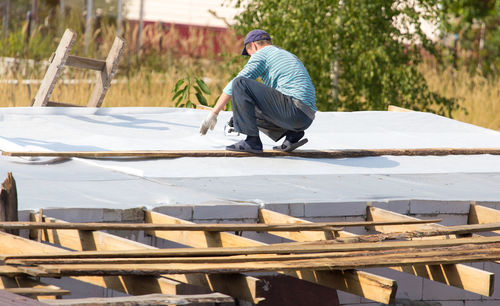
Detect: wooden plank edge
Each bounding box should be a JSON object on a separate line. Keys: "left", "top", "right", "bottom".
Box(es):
{"left": 3, "top": 148, "right": 500, "bottom": 159}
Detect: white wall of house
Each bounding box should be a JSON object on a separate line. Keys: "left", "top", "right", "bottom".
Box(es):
{"left": 124, "top": 0, "right": 243, "bottom": 28}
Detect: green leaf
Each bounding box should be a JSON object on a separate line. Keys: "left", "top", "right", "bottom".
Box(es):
{"left": 181, "top": 85, "right": 189, "bottom": 102}
{"left": 172, "top": 78, "right": 185, "bottom": 93}
{"left": 196, "top": 92, "right": 208, "bottom": 106}
{"left": 193, "top": 85, "right": 202, "bottom": 94}
{"left": 195, "top": 78, "right": 211, "bottom": 94}
{"left": 172, "top": 89, "right": 183, "bottom": 102}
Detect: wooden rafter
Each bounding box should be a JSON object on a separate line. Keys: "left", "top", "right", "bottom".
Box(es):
{"left": 367, "top": 206, "right": 495, "bottom": 296}
{"left": 29, "top": 214, "right": 262, "bottom": 304}
{"left": 0, "top": 231, "right": 181, "bottom": 296}
{"left": 144, "top": 210, "right": 396, "bottom": 304}
{"left": 468, "top": 203, "right": 500, "bottom": 234}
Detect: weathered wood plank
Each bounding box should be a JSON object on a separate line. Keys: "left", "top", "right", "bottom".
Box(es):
{"left": 5, "top": 287, "right": 71, "bottom": 297}
{"left": 0, "top": 219, "right": 443, "bottom": 232}
{"left": 0, "top": 289, "right": 48, "bottom": 305}
{"left": 258, "top": 209, "right": 396, "bottom": 304}
{"left": 46, "top": 101, "right": 83, "bottom": 107}
{"left": 16, "top": 243, "right": 500, "bottom": 276}
{"left": 4, "top": 148, "right": 500, "bottom": 159}
{"left": 0, "top": 172, "right": 18, "bottom": 235}
{"left": 145, "top": 210, "right": 394, "bottom": 304}
{"left": 0, "top": 275, "right": 64, "bottom": 300}
{"left": 32, "top": 29, "right": 76, "bottom": 107}
{"left": 9, "top": 232, "right": 500, "bottom": 260}
{"left": 42, "top": 293, "right": 233, "bottom": 305}
{"left": 367, "top": 206, "right": 495, "bottom": 297}
{"left": 66, "top": 55, "right": 106, "bottom": 71}
{"left": 87, "top": 36, "right": 126, "bottom": 107}
{"left": 31, "top": 214, "right": 264, "bottom": 304}
{"left": 0, "top": 230, "right": 181, "bottom": 296}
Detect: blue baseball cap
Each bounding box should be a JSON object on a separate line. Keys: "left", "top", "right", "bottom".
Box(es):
{"left": 241, "top": 29, "right": 271, "bottom": 56}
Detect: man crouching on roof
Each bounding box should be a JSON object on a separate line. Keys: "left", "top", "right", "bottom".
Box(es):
{"left": 199, "top": 29, "right": 317, "bottom": 153}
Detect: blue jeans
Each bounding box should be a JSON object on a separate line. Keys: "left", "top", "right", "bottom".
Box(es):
{"left": 231, "top": 77, "right": 313, "bottom": 141}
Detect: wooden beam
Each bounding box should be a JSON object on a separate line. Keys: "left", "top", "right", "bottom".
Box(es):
{"left": 0, "top": 172, "right": 18, "bottom": 235}
{"left": 6, "top": 235, "right": 500, "bottom": 261}
{"left": 0, "top": 274, "right": 65, "bottom": 300}
{"left": 87, "top": 36, "right": 126, "bottom": 107}
{"left": 468, "top": 204, "right": 500, "bottom": 234}
{"left": 66, "top": 55, "right": 106, "bottom": 71}
{"left": 4, "top": 148, "right": 500, "bottom": 159}
{"left": 258, "top": 209, "right": 396, "bottom": 303}
{"left": 0, "top": 230, "right": 181, "bottom": 296}
{"left": 14, "top": 243, "right": 500, "bottom": 276}
{"left": 387, "top": 105, "right": 413, "bottom": 112}
{"left": 0, "top": 219, "right": 442, "bottom": 232}
{"left": 31, "top": 214, "right": 264, "bottom": 304}
{"left": 367, "top": 206, "right": 494, "bottom": 296}
{"left": 5, "top": 288, "right": 71, "bottom": 297}
{"left": 32, "top": 29, "right": 76, "bottom": 107}
{"left": 46, "top": 101, "right": 83, "bottom": 107}
{"left": 42, "top": 293, "right": 233, "bottom": 305}
{"left": 0, "top": 289, "right": 48, "bottom": 306}
{"left": 145, "top": 211, "right": 396, "bottom": 304}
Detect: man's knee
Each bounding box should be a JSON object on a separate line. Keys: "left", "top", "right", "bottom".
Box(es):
{"left": 232, "top": 76, "right": 249, "bottom": 92}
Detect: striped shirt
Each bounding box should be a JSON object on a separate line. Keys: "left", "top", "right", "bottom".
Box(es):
{"left": 223, "top": 45, "right": 317, "bottom": 112}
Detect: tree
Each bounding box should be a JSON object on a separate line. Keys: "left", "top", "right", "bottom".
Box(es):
{"left": 229, "top": 0, "right": 458, "bottom": 115}
{"left": 439, "top": 0, "right": 499, "bottom": 75}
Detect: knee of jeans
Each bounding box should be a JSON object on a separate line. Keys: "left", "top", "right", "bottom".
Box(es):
{"left": 232, "top": 76, "right": 248, "bottom": 92}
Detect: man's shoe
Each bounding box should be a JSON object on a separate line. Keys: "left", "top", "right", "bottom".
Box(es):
{"left": 226, "top": 140, "right": 263, "bottom": 153}
{"left": 273, "top": 138, "right": 308, "bottom": 152}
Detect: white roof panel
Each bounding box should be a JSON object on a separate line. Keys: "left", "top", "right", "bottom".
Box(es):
{"left": 0, "top": 107, "right": 499, "bottom": 209}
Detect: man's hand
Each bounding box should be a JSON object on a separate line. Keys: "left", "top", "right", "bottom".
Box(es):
{"left": 199, "top": 112, "right": 218, "bottom": 135}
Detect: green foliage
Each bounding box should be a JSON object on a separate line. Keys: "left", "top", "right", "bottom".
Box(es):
{"left": 172, "top": 76, "right": 213, "bottom": 109}
{"left": 439, "top": 0, "right": 500, "bottom": 76}
{"left": 229, "top": 0, "right": 458, "bottom": 115}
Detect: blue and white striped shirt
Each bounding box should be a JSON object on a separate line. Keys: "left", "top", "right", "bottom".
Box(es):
{"left": 223, "top": 45, "right": 317, "bottom": 112}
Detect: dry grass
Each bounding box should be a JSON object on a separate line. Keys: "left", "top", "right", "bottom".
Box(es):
{"left": 421, "top": 64, "right": 500, "bottom": 130}
{"left": 0, "top": 64, "right": 232, "bottom": 108}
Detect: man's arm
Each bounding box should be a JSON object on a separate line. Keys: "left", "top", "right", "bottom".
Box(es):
{"left": 199, "top": 93, "right": 232, "bottom": 135}
{"left": 212, "top": 93, "right": 232, "bottom": 114}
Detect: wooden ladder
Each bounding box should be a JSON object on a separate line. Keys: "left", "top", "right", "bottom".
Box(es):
{"left": 32, "top": 28, "right": 126, "bottom": 107}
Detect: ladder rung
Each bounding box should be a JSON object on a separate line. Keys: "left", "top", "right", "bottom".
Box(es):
{"left": 66, "top": 55, "right": 106, "bottom": 71}
{"left": 46, "top": 101, "right": 83, "bottom": 107}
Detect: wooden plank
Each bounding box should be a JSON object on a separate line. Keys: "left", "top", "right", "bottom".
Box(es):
{"left": 367, "top": 206, "right": 495, "bottom": 296}
{"left": 469, "top": 204, "right": 500, "bottom": 234}
{"left": 145, "top": 210, "right": 395, "bottom": 304}
{"left": 87, "top": 36, "right": 126, "bottom": 107}
{"left": 5, "top": 288, "right": 71, "bottom": 297}
{"left": 0, "top": 219, "right": 442, "bottom": 232}
{"left": 46, "top": 101, "right": 83, "bottom": 107}
{"left": 31, "top": 214, "right": 264, "bottom": 304}
{"left": 4, "top": 148, "right": 500, "bottom": 159}
{"left": 42, "top": 293, "right": 233, "bottom": 305}
{"left": 17, "top": 243, "right": 500, "bottom": 276}
{"left": 0, "top": 274, "right": 65, "bottom": 300}
{"left": 0, "top": 265, "right": 24, "bottom": 276}
{"left": 5, "top": 235, "right": 500, "bottom": 261}
{"left": 258, "top": 209, "right": 396, "bottom": 303}
{"left": 387, "top": 105, "right": 413, "bottom": 112}
{"left": 0, "top": 289, "right": 48, "bottom": 306}
{"left": 0, "top": 231, "right": 181, "bottom": 296}
{"left": 66, "top": 55, "right": 106, "bottom": 71}
{"left": 0, "top": 172, "right": 18, "bottom": 235}
{"left": 32, "top": 29, "right": 76, "bottom": 107}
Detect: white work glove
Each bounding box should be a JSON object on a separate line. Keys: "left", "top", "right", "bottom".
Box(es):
{"left": 199, "top": 112, "right": 218, "bottom": 135}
